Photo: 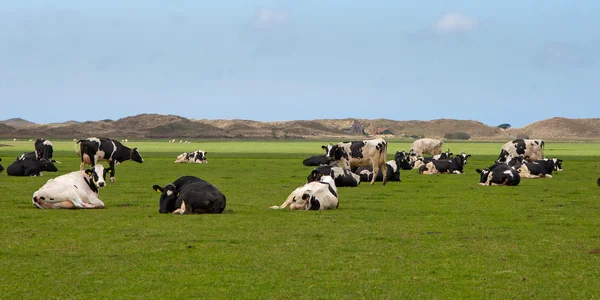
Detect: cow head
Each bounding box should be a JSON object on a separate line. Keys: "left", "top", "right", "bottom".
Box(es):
{"left": 394, "top": 151, "right": 413, "bottom": 170}
{"left": 459, "top": 152, "right": 471, "bottom": 165}
{"left": 40, "top": 159, "right": 59, "bottom": 172}
{"left": 130, "top": 148, "right": 144, "bottom": 163}
{"left": 476, "top": 168, "right": 491, "bottom": 185}
{"left": 85, "top": 164, "right": 110, "bottom": 189}
{"left": 551, "top": 157, "right": 563, "bottom": 172}
{"left": 322, "top": 144, "right": 349, "bottom": 166}
{"left": 195, "top": 150, "right": 207, "bottom": 163}
{"left": 153, "top": 183, "right": 177, "bottom": 213}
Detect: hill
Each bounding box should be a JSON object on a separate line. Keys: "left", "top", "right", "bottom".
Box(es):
{"left": 0, "top": 114, "right": 599, "bottom": 141}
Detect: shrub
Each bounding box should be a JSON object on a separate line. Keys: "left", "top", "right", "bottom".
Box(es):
{"left": 444, "top": 132, "right": 471, "bottom": 140}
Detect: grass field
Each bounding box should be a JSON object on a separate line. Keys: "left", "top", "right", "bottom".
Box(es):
{"left": 1, "top": 139, "right": 599, "bottom": 299}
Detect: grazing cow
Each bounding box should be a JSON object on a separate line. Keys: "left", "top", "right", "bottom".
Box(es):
{"left": 418, "top": 154, "right": 469, "bottom": 175}
{"left": 174, "top": 150, "right": 208, "bottom": 164}
{"left": 476, "top": 163, "right": 521, "bottom": 186}
{"left": 354, "top": 153, "right": 410, "bottom": 183}
{"left": 75, "top": 137, "right": 143, "bottom": 182}
{"left": 307, "top": 166, "right": 360, "bottom": 187}
{"left": 270, "top": 175, "right": 338, "bottom": 210}
{"left": 7, "top": 158, "right": 58, "bottom": 176}
{"left": 302, "top": 155, "right": 334, "bottom": 167}
{"left": 32, "top": 165, "right": 110, "bottom": 209}
{"left": 152, "top": 176, "right": 226, "bottom": 214}
{"left": 322, "top": 138, "right": 388, "bottom": 185}
{"left": 409, "top": 138, "right": 444, "bottom": 158}
{"left": 0, "top": 158, "right": 4, "bottom": 173}
{"left": 496, "top": 139, "right": 544, "bottom": 163}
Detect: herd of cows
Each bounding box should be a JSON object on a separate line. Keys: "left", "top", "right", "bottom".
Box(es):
{"left": 0, "top": 136, "right": 593, "bottom": 213}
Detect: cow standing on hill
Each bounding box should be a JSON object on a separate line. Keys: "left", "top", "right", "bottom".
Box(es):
{"left": 322, "top": 138, "right": 388, "bottom": 185}
{"left": 75, "top": 137, "right": 143, "bottom": 182}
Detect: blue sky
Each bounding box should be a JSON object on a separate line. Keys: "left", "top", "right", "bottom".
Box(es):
{"left": 1, "top": 1, "right": 598, "bottom": 127}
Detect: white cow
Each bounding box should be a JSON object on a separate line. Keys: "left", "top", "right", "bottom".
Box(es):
{"left": 409, "top": 138, "right": 444, "bottom": 158}
{"left": 32, "top": 165, "right": 110, "bottom": 209}
{"left": 270, "top": 175, "right": 339, "bottom": 210}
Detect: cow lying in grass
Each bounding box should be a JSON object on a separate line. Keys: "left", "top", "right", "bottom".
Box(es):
{"left": 476, "top": 163, "right": 521, "bottom": 186}
{"left": 307, "top": 166, "right": 360, "bottom": 187}
{"left": 153, "top": 176, "right": 226, "bottom": 214}
{"left": 270, "top": 175, "right": 338, "bottom": 210}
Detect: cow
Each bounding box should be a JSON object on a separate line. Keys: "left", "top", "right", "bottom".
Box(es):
{"left": 152, "top": 176, "right": 226, "bottom": 214}
{"left": 75, "top": 137, "right": 143, "bottom": 182}
{"left": 307, "top": 166, "right": 360, "bottom": 187}
{"left": 322, "top": 138, "right": 388, "bottom": 185}
{"left": 33, "top": 138, "right": 54, "bottom": 160}
{"left": 496, "top": 139, "right": 544, "bottom": 163}
{"left": 411, "top": 151, "right": 462, "bottom": 170}
{"left": 0, "top": 158, "right": 4, "bottom": 173}
{"left": 597, "top": 177, "right": 600, "bottom": 187}
{"left": 32, "top": 164, "right": 110, "bottom": 209}
{"left": 302, "top": 155, "right": 334, "bottom": 167}
{"left": 174, "top": 150, "right": 208, "bottom": 164}
{"left": 354, "top": 153, "right": 410, "bottom": 183}
{"left": 7, "top": 158, "right": 58, "bottom": 176}
{"left": 535, "top": 157, "right": 563, "bottom": 172}
{"left": 418, "top": 154, "right": 469, "bottom": 175}
{"left": 476, "top": 163, "right": 521, "bottom": 186}
{"left": 393, "top": 151, "right": 414, "bottom": 170}
{"left": 270, "top": 175, "right": 338, "bottom": 210}
{"left": 409, "top": 138, "right": 443, "bottom": 158}
{"left": 513, "top": 159, "right": 557, "bottom": 179}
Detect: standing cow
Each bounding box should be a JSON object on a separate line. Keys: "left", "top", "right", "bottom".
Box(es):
{"left": 32, "top": 165, "right": 110, "bottom": 209}
{"left": 409, "top": 138, "right": 444, "bottom": 158}
{"left": 322, "top": 138, "right": 388, "bottom": 185}
{"left": 153, "top": 176, "right": 226, "bottom": 214}
{"left": 75, "top": 137, "right": 143, "bottom": 182}
{"left": 496, "top": 139, "right": 544, "bottom": 163}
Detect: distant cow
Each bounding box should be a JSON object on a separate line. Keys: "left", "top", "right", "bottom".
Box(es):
{"left": 307, "top": 166, "right": 360, "bottom": 187}
{"left": 0, "top": 158, "right": 4, "bottom": 173}
{"left": 302, "top": 155, "right": 334, "bottom": 167}
{"left": 322, "top": 138, "right": 388, "bottom": 185}
{"left": 270, "top": 175, "right": 338, "bottom": 210}
{"left": 597, "top": 177, "right": 600, "bottom": 187}
{"left": 32, "top": 165, "right": 110, "bottom": 209}
{"left": 75, "top": 137, "right": 143, "bottom": 182}
{"left": 496, "top": 139, "right": 544, "bottom": 163}
{"left": 354, "top": 153, "right": 410, "bottom": 183}
{"left": 152, "top": 176, "right": 226, "bottom": 214}
{"left": 174, "top": 150, "right": 208, "bottom": 164}
{"left": 418, "top": 154, "right": 469, "bottom": 175}
{"left": 7, "top": 158, "right": 58, "bottom": 176}
{"left": 409, "top": 138, "right": 443, "bottom": 158}
{"left": 476, "top": 163, "right": 521, "bottom": 186}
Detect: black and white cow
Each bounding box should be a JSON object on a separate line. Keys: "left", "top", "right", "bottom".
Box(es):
{"left": 322, "top": 138, "right": 388, "bottom": 185}
{"left": 32, "top": 165, "right": 110, "bottom": 209}
{"left": 7, "top": 158, "right": 58, "bottom": 176}
{"left": 418, "top": 154, "right": 469, "bottom": 174}
{"left": 34, "top": 138, "right": 54, "bottom": 160}
{"left": 393, "top": 151, "right": 414, "bottom": 170}
{"left": 302, "top": 155, "right": 334, "bottom": 167}
{"left": 513, "top": 159, "right": 557, "bottom": 178}
{"left": 410, "top": 150, "right": 455, "bottom": 169}
{"left": 354, "top": 153, "right": 410, "bottom": 183}
{"left": 534, "top": 157, "right": 563, "bottom": 172}
{"left": 174, "top": 150, "right": 208, "bottom": 163}
{"left": 496, "top": 139, "right": 544, "bottom": 163}
{"left": 270, "top": 175, "right": 338, "bottom": 210}
{"left": 476, "top": 163, "right": 521, "bottom": 186}
{"left": 307, "top": 166, "right": 360, "bottom": 187}
{"left": 0, "top": 158, "right": 4, "bottom": 173}
{"left": 152, "top": 176, "right": 226, "bottom": 214}
{"left": 75, "top": 137, "right": 143, "bottom": 182}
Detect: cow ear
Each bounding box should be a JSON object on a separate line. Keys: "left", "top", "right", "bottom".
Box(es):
{"left": 476, "top": 169, "right": 482, "bottom": 173}
{"left": 321, "top": 145, "right": 327, "bottom": 150}
{"left": 85, "top": 169, "right": 94, "bottom": 175}
{"left": 152, "top": 185, "right": 163, "bottom": 192}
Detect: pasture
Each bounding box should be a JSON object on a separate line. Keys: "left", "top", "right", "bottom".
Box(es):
{"left": 1, "top": 139, "right": 599, "bottom": 299}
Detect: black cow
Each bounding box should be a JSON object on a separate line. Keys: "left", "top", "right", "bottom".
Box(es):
{"left": 302, "top": 155, "right": 334, "bottom": 167}
{"left": 597, "top": 177, "right": 600, "bottom": 187}
{"left": 476, "top": 163, "right": 521, "bottom": 186}
{"left": 0, "top": 158, "right": 4, "bottom": 173}
{"left": 418, "top": 154, "right": 469, "bottom": 174}
{"left": 76, "top": 137, "right": 143, "bottom": 182}
{"left": 7, "top": 158, "right": 58, "bottom": 176}
{"left": 307, "top": 166, "right": 360, "bottom": 187}
{"left": 152, "top": 175, "right": 226, "bottom": 214}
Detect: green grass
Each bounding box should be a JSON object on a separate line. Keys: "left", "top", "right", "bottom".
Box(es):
{"left": 1, "top": 140, "right": 600, "bottom": 299}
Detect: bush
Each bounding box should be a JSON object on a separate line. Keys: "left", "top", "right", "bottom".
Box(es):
{"left": 444, "top": 132, "right": 471, "bottom": 140}
{"left": 497, "top": 123, "right": 511, "bottom": 129}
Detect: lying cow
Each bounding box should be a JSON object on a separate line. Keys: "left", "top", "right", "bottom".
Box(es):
{"left": 307, "top": 166, "right": 360, "bottom": 187}
{"left": 32, "top": 165, "right": 110, "bottom": 209}
{"left": 410, "top": 150, "right": 455, "bottom": 169}
{"left": 597, "top": 177, "right": 600, "bottom": 187}
{"left": 354, "top": 153, "right": 410, "bottom": 183}
{"left": 513, "top": 159, "right": 557, "bottom": 178}
{"left": 76, "top": 137, "right": 143, "bottom": 182}
{"left": 152, "top": 175, "right": 226, "bottom": 214}
{"left": 270, "top": 175, "right": 338, "bottom": 210}
{"left": 0, "top": 158, "right": 4, "bottom": 173}
{"left": 302, "top": 155, "right": 334, "bottom": 167}
{"left": 476, "top": 163, "right": 521, "bottom": 186}
{"left": 7, "top": 158, "right": 58, "bottom": 176}
{"left": 322, "top": 138, "right": 388, "bottom": 185}
{"left": 496, "top": 139, "right": 544, "bottom": 163}
{"left": 174, "top": 150, "right": 208, "bottom": 163}
{"left": 418, "top": 154, "right": 469, "bottom": 175}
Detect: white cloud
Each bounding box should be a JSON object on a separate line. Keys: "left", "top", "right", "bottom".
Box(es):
{"left": 253, "top": 8, "right": 290, "bottom": 29}
{"left": 434, "top": 12, "right": 479, "bottom": 34}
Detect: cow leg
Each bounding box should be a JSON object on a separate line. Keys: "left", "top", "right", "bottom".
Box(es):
{"left": 380, "top": 162, "right": 388, "bottom": 185}
{"left": 109, "top": 160, "right": 116, "bottom": 182}
{"left": 173, "top": 200, "right": 187, "bottom": 214}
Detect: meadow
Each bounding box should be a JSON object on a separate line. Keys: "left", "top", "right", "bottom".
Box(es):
{"left": 0, "top": 139, "right": 599, "bottom": 299}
